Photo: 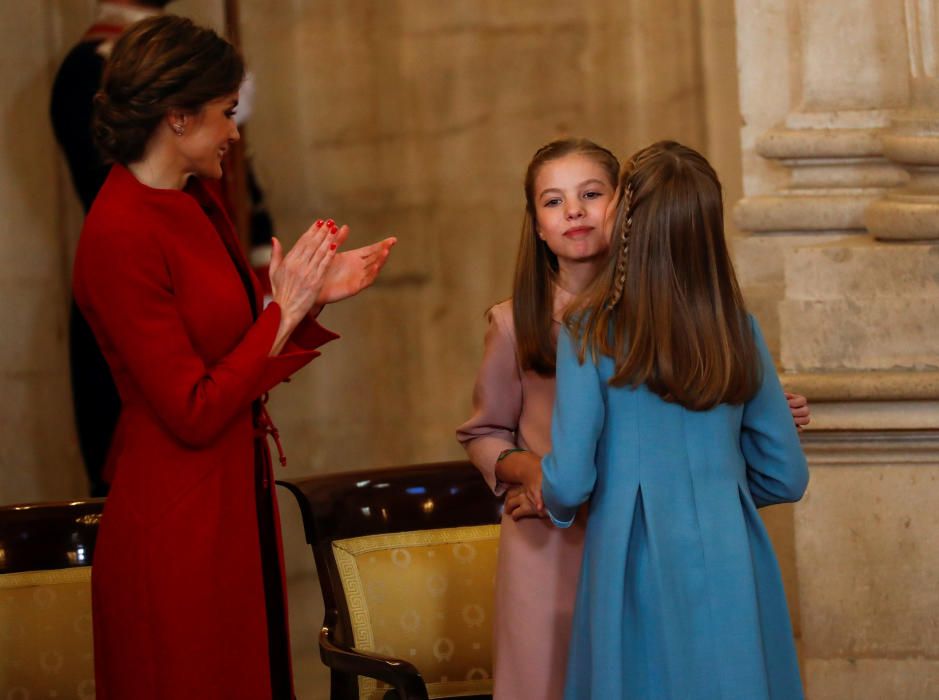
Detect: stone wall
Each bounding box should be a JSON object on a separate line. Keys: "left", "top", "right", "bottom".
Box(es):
{"left": 735, "top": 1, "right": 939, "bottom": 697}
{"left": 0, "top": 1, "right": 88, "bottom": 505}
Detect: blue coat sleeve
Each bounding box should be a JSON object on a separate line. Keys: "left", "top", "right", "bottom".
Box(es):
{"left": 541, "top": 326, "right": 606, "bottom": 528}
{"left": 741, "top": 316, "right": 809, "bottom": 507}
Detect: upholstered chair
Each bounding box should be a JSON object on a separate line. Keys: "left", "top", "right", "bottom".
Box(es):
{"left": 279, "top": 461, "right": 503, "bottom": 700}
{"left": 0, "top": 499, "right": 104, "bottom": 698}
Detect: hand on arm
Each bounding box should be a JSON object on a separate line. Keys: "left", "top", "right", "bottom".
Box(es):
{"left": 785, "top": 392, "right": 811, "bottom": 430}
{"left": 495, "top": 450, "right": 546, "bottom": 519}
{"left": 504, "top": 485, "right": 548, "bottom": 521}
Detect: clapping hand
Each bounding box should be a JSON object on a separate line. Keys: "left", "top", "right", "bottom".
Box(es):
{"left": 267, "top": 218, "right": 342, "bottom": 356}
{"left": 315, "top": 227, "right": 397, "bottom": 305}
{"left": 269, "top": 219, "right": 338, "bottom": 328}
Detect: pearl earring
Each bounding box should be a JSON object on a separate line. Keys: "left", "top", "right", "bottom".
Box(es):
{"left": 173, "top": 124, "right": 184, "bottom": 136}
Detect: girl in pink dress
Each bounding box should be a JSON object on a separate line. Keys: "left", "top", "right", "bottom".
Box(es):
{"left": 457, "top": 138, "right": 811, "bottom": 700}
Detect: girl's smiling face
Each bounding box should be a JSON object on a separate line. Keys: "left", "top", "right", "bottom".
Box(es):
{"left": 533, "top": 153, "right": 616, "bottom": 266}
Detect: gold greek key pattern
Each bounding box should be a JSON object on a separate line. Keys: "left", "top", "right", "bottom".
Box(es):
{"left": 333, "top": 544, "right": 377, "bottom": 653}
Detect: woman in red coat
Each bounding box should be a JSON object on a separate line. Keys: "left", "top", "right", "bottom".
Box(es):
{"left": 72, "top": 16, "right": 395, "bottom": 699}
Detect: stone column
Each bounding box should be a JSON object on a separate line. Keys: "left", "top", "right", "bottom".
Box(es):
{"left": 866, "top": 0, "right": 939, "bottom": 241}
{"left": 735, "top": 1, "right": 939, "bottom": 697}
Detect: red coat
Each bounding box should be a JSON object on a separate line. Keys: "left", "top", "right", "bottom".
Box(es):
{"left": 73, "top": 164, "right": 337, "bottom": 699}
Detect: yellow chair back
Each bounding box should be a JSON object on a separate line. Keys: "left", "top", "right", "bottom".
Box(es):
{"left": 0, "top": 567, "right": 95, "bottom": 698}
{"left": 333, "top": 524, "right": 499, "bottom": 700}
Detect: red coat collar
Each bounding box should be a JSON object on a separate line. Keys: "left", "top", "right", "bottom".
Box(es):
{"left": 106, "top": 164, "right": 264, "bottom": 317}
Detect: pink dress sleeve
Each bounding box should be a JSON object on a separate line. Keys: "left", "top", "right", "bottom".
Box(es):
{"left": 456, "top": 303, "right": 522, "bottom": 495}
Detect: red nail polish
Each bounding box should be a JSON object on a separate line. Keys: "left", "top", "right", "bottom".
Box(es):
{"left": 326, "top": 219, "right": 335, "bottom": 228}
{"left": 315, "top": 219, "right": 323, "bottom": 227}
{"left": 330, "top": 243, "right": 337, "bottom": 250}
{"left": 330, "top": 227, "right": 337, "bottom": 234}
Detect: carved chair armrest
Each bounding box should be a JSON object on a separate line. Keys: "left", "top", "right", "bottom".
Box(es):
{"left": 319, "top": 626, "right": 430, "bottom": 700}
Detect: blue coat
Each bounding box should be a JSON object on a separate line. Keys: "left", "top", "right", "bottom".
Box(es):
{"left": 542, "top": 318, "right": 808, "bottom": 700}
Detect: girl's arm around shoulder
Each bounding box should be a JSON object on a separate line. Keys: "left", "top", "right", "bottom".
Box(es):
{"left": 541, "top": 325, "right": 605, "bottom": 528}
{"left": 456, "top": 302, "right": 522, "bottom": 495}
{"left": 741, "top": 316, "right": 810, "bottom": 506}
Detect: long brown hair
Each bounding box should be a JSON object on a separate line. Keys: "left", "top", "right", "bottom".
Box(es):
{"left": 569, "top": 140, "right": 759, "bottom": 410}
{"left": 512, "top": 139, "right": 619, "bottom": 375}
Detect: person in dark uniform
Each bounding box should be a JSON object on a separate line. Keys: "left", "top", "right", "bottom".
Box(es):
{"left": 50, "top": 2, "right": 171, "bottom": 496}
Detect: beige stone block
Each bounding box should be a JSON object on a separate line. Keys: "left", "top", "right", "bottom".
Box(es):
{"left": 799, "top": 0, "right": 908, "bottom": 111}
{"left": 734, "top": 233, "right": 842, "bottom": 289}
{"left": 779, "top": 297, "right": 939, "bottom": 370}
{"left": 757, "top": 128, "right": 882, "bottom": 160}
{"left": 782, "top": 371, "right": 939, "bottom": 402}
{"left": 789, "top": 163, "right": 905, "bottom": 190}
{"left": 867, "top": 191, "right": 939, "bottom": 241}
{"left": 799, "top": 401, "right": 939, "bottom": 431}
{"left": 741, "top": 287, "right": 783, "bottom": 359}
{"left": 785, "top": 237, "right": 939, "bottom": 300}
{"left": 736, "top": 0, "right": 792, "bottom": 197}
{"left": 780, "top": 237, "right": 939, "bottom": 371}
{"left": 804, "top": 659, "right": 939, "bottom": 700}
{"left": 736, "top": 194, "right": 874, "bottom": 232}
{"left": 734, "top": 233, "right": 850, "bottom": 360}
{"left": 795, "top": 464, "right": 939, "bottom": 657}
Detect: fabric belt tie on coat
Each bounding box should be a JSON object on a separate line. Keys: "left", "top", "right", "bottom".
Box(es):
{"left": 253, "top": 393, "right": 287, "bottom": 468}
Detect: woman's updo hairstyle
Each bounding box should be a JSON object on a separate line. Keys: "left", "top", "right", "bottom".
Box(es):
{"left": 93, "top": 15, "right": 244, "bottom": 165}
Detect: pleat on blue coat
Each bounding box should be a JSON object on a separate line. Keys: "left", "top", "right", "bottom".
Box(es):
{"left": 542, "top": 317, "right": 808, "bottom": 700}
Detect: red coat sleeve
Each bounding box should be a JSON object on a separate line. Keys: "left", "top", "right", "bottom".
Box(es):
{"left": 74, "top": 223, "right": 336, "bottom": 449}
{"left": 260, "top": 312, "right": 340, "bottom": 393}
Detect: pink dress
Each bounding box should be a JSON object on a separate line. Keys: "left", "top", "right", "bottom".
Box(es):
{"left": 456, "top": 289, "right": 586, "bottom": 700}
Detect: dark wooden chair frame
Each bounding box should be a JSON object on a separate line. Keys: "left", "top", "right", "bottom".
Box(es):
{"left": 278, "top": 460, "right": 503, "bottom": 700}
{"left": 0, "top": 498, "right": 105, "bottom": 575}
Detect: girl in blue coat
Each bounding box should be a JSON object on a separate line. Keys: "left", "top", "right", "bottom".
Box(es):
{"left": 541, "top": 141, "right": 808, "bottom": 700}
